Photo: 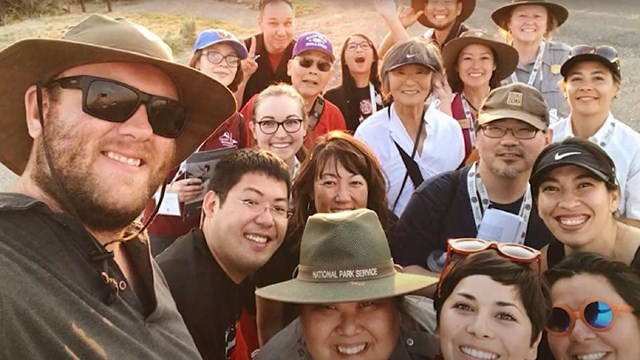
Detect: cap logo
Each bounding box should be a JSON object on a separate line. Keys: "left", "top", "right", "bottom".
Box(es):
{"left": 554, "top": 151, "right": 582, "bottom": 161}
{"left": 215, "top": 30, "right": 233, "bottom": 39}
{"left": 406, "top": 54, "right": 417, "bottom": 59}
{"left": 506, "top": 91, "right": 523, "bottom": 107}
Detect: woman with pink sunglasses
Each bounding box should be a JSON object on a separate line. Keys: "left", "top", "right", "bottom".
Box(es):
{"left": 433, "top": 239, "right": 550, "bottom": 360}
{"left": 544, "top": 252, "right": 640, "bottom": 360}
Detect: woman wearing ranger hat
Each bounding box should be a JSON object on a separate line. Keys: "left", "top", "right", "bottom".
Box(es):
{"left": 254, "top": 209, "right": 439, "bottom": 360}
{"left": 440, "top": 29, "right": 518, "bottom": 161}
{"left": 492, "top": 0, "right": 571, "bottom": 123}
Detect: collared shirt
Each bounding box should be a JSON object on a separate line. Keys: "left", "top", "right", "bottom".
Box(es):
{"left": 355, "top": 102, "right": 465, "bottom": 217}
{"left": 0, "top": 193, "right": 200, "bottom": 359}
{"left": 552, "top": 113, "right": 640, "bottom": 220}
{"left": 504, "top": 40, "right": 571, "bottom": 121}
{"left": 422, "top": 23, "right": 469, "bottom": 49}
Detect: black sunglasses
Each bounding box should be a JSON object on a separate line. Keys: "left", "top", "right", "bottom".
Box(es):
{"left": 297, "top": 57, "right": 332, "bottom": 72}
{"left": 45, "top": 75, "right": 187, "bottom": 138}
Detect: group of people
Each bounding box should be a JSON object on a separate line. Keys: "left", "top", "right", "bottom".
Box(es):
{"left": 0, "top": 0, "right": 639, "bottom": 360}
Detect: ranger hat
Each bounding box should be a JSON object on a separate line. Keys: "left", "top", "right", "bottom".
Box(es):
{"left": 491, "top": 0, "right": 569, "bottom": 31}
{"left": 256, "top": 209, "right": 437, "bottom": 304}
{"left": 411, "top": 0, "right": 476, "bottom": 28}
{"left": 0, "top": 14, "right": 236, "bottom": 175}
{"left": 477, "top": 83, "right": 549, "bottom": 130}
{"left": 442, "top": 29, "right": 518, "bottom": 93}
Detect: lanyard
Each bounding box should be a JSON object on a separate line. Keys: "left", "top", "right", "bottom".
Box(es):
{"left": 510, "top": 40, "right": 546, "bottom": 86}
{"left": 466, "top": 162, "right": 532, "bottom": 243}
{"left": 461, "top": 95, "right": 477, "bottom": 146}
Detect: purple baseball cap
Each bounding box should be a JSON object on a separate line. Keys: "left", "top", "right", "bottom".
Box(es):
{"left": 193, "top": 29, "right": 248, "bottom": 59}
{"left": 293, "top": 31, "right": 335, "bottom": 61}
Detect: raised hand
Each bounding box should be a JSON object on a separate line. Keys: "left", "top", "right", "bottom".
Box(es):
{"left": 374, "top": 0, "right": 398, "bottom": 20}
{"left": 398, "top": 4, "right": 423, "bottom": 28}
{"left": 241, "top": 36, "right": 259, "bottom": 80}
{"left": 432, "top": 70, "right": 454, "bottom": 104}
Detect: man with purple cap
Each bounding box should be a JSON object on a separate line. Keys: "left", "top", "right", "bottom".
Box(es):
{"left": 241, "top": 31, "right": 346, "bottom": 148}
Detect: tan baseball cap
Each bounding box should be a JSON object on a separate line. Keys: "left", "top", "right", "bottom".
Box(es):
{"left": 477, "top": 83, "right": 549, "bottom": 130}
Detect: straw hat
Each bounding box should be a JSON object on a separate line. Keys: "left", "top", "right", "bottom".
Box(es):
{"left": 442, "top": 30, "right": 518, "bottom": 93}
{"left": 0, "top": 14, "right": 236, "bottom": 175}
{"left": 491, "top": 0, "right": 569, "bottom": 31}
{"left": 411, "top": 0, "right": 476, "bottom": 28}
{"left": 255, "top": 209, "right": 437, "bottom": 304}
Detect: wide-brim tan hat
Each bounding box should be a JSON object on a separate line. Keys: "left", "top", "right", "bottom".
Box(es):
{"left": 412, "top": 0, "right": 476, "bottom": 28}
{"left": 478, "top": 82, "right": 549, "bottom": 130}
{"left": 0, "top": 14, "right": 236, "bottom": 175}
{"left": 442, "top": 30, "right": 518, "bottom": 93}
{"left": 491, "top": 0, "right": 569, "bottom": 31}
{"left": 256, "top": 209, "right": 437, "bottom": 304}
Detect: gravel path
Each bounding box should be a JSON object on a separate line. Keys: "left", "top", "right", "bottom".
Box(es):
{"left": 1, "top": 0, "right": 639, "bottom": 190}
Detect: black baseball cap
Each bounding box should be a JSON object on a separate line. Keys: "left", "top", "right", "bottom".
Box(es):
{"left": 531, "top": 140, "right": 617, "bottom": 189}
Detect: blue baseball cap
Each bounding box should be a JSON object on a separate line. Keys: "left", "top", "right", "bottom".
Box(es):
{"left": 192, "top": 29, "right": 248, "bottom": 59}
{"left": 293, "top": 31, "right": 335, "bottom": 61}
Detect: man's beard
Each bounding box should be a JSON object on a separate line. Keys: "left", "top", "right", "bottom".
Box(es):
{"left": 32, "top": 105, "right": 174, "bottom": 232}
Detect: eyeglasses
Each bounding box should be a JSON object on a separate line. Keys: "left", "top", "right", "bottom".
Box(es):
{"left": 45, "top": 75, "right": 186, "bottom": 138}
{"left": 297, "top": 57, "right": 332, "bottom": 72}
{"left": 570, "top": 45, "right": 619, "bottom": 64}
{"left": 238, "top": 199, "right": 292, "bottom": 220}
{"left": 346, "top": 42, "right": 372, "bottom": 52}
{"left": 202, "top": 50, "right": 241, "bottom": 66}
{"left": 480, "top": 125, "right": 539, "bottom": 140}
{"left": 547, "top": 299, "right": 634, "bottom": 335}
{"left": 256, "top": 118, "right": 304, "bottom": 134}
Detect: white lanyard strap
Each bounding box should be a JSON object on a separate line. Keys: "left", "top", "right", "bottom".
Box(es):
{"left": 467, "top": 162, "right": 532, "bottom": 243}
{"left": 461, "top": 95, "right": 477, "bottom": 146}
{"left": 510, "top": 40, "right": 546, "bottom": 86}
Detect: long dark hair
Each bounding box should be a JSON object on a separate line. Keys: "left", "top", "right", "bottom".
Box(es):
{"left": 339, "top": 33, "right": 381, "bottom": 93}
{"left": 291, "top": 131, "right": 389, "bottom": 233}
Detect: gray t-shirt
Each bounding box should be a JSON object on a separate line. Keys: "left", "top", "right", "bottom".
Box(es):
{"left": 0, "top": 193, "right": 201, "bottom": 359}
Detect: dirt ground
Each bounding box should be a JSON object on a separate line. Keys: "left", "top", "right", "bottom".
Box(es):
{"left": 1, "top": 0, "right": 639, "bottom": 189}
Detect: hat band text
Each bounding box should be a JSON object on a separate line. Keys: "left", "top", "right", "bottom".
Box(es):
{"left": 297, "top": 261, "right": 396, "bottom": 283}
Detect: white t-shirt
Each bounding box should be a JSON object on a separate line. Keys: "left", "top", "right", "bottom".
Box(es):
{"left": 552, "top": 113, "right": 640, "bottom": 220}
{"left": 355, "top": 102, "right": 465, "bottom": 217}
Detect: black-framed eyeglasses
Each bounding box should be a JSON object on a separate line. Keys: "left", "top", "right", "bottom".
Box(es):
{"left": 346, "top": 42, "right": 372, "bottom": 52}
{"left": 297, "top": 57, "right": 332, "bottom": 72}
{"left": 45, "top": 75, "right": 186, "bottom": 138}
{"left": 256, "top": 118, "right": 304, "bottom": 134}
{"left": 480, "top": 125, "right": 539, "bottom": 140}
{"left": 202, "top": 50, "right": 240, "bottom": 66}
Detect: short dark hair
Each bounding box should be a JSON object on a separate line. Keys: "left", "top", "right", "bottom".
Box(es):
{"left": 258, "top": 0, "right": 293, "bottom": 12}
{"left": 208, "top": 148, "right": 291, "bottom": 204}
{"left": 434, "top": 251, "right": 551, "bottom": 345}
{"left": 545, "top": 252, "right": 640, "bottom": 316}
